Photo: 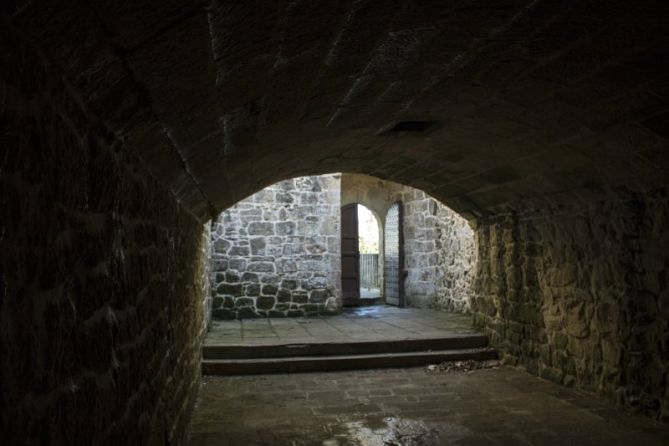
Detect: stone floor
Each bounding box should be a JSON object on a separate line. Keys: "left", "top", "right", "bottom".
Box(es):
{"left": 360, "top": 288, "right": 381, "bottom": 299}
{"left": 188, "top": 367, "right": 668, "bottom": 446}
{"left": 204, "top": 305, "right": 479, "bottom": 346}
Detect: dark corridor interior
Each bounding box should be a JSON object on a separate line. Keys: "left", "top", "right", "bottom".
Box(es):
{"left": 1, "top": 1, "right": 669, "bottom": 444}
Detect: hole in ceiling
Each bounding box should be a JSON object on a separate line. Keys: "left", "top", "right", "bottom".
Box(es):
{"left": 384, "top": 120, "right": 438, "bottom": 134}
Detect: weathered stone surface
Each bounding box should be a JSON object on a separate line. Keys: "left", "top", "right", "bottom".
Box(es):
{"left": 209, "top": 175, "right": 341, "bottom": 318}
{"left": 6, "top": 1, "right": 669, "bottom": 443}
{"left": 400, "top": 189, "right": 476, "bottom": 312}
{"left": 256, "top": 296, "right": 276, "bottom": 310}
{"left": 261, "top": 285, "right": 279, "bottom": 296}
{"left": 217, "top": 283, "right": 242, "bottom": 295}
{"left": 250, "top": 238, "right": 266, "bottom": 255}
{"left": 471, "top": 193, "right": 669, "bottom": 420}
{"left": 310, "top": 289, "right": 330, "bottom": 303}
{"left": 248, "top": 222, "right": 275, "bottom": 236}
{"left": 244, "top": 284, "right": 260, "bottom": 297}
{"left": 276, "top": 221, "right": 296, "bottom": 235}
{"left": 0, "top": 23, "right": 207, "bottom": 446}
{"left": 247, "top": 262, "right": 275, "bottom": 273}
{"left": 191, "top": 367, "right": 669, "bottom": 445}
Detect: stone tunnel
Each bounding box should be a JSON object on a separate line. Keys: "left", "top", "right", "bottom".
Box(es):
{"left": 1, "top": 0, "right": 668, "bottom": 444}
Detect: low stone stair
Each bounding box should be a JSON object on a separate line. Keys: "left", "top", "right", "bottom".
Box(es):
{"left": 202, "top": 334, "right": 497, "bottom": 375}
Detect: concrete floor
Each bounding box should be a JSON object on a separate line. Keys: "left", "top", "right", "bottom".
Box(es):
{"left": 188, "top": 367, "right": 668, "bottom": 446}
{"left": 204, "top": 305, "right": 479, "bottom": 346}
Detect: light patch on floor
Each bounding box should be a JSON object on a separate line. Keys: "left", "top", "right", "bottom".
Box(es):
{"left": 187, "top": 367, "right": 668, "bottom": 446}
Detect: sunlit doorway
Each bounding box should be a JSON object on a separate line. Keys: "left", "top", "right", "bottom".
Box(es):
{"left": 357, "top": 204, "right": 381, "bottom": 300}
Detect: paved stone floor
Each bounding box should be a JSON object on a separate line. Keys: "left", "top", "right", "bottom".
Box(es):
{"left": 360, "top": 288, "right": 381, "bottom": 299}
{"left": 188, "top": 367, "right": 668, "bottom": 446}
{"left": 204, "top": 305, "right": 479, "bottom": 346}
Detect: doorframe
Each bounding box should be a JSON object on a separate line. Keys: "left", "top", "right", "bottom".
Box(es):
{"left": 340, "top": 203, "right": 361, "bottom": 306}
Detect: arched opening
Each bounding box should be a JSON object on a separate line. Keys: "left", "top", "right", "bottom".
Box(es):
{"left": 207, "top": 172, "right": 475, "bottom": 320}
{"left": 357, "top": 204, "right": 381, "bottom": 301}
{"left": 340, "top": 203, "right": 383, "bottom": 306}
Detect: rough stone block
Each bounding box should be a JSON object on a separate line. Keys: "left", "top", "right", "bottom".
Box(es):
{"left": 244, "top": 284, "right": 260, "bottom": 296}
{"left": 248, "top": 262, "right": 275, "bottom": 273}
{"left": 277, "top": 289, "right": 292, "bottom": 303}
{"left": 214, "top": 238, "right": 231, "bottom": 253}
{"left": 276, "top": 221, "right": 296, "bottom": 235}
{"left": 217, "top": 283, "right": 242, "bottom": 295}
{"left": 250, "top": 237, "right": 266, "bottom": 255}
{"left": 225, "top": 272, "right": 240, "bottom": 282}
{"left": 229, "top": 245, "right": 250, "bottom": 256}
{"left": 228, "top": 258, "right": 247, "bottom": 271}
{"left": 281, "top": 279, "right": 298, "bottom": 290}
{"left": 292, "top": 292, "right": 309, "bottom": 304}
{"left": 310, "top": 289, "right": 329, "bottom": 303}
{"left": 248, "top": 222, "right": 274, "bottom": 236}
{"left": 257, "top": 296, "right": 276, "bottom": 310}
{"left": 235, "top": 297, "right": 254, "bottom": 308}
{"left": 261, "top": 285, "right": 278, "bottom": 296}
{"left": 241, "top": 272, "right": 259, "bottom": 282}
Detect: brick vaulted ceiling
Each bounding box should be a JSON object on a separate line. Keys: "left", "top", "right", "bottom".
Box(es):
{"left": 9, "top": 0, "right": 669, "bottom": 220}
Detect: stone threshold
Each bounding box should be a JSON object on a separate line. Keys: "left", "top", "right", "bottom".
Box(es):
{"left": 202, "top": 347, "right": 497, "bottom": 375}
{"left": 203, "top": 334, "right": 489, "bottom": 359}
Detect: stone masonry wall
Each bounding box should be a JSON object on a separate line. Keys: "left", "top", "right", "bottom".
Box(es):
{"left": 0, "top": 22, "right": 207, "bottom": 445}
{"left": 209, "top": 175, "right": 341, "bottom": 318}
{"left": 471, "top": 191, "right": 669, "bottom": 421}
{"left": 401, "top": 188, "right": 476, "bottom": 312}
{"left": 201, "top": 224, "right": 213, "bottom": 331}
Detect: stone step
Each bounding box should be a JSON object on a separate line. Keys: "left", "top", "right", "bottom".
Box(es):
{"left": 203, "top": 334, "right": 489, "bottom": 359}
{"left": 358, "top": 297, "right": 383, "bottom": 306}
{"left": 202, "top": 347, "right": 498, "bottom": 375}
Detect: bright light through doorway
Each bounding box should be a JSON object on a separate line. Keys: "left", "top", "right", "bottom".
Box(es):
{"left": 357, "top": 205, "right": 379, "bottom": 254}
{"left": 357, "top": 204, "right": 381, "bottom": 299}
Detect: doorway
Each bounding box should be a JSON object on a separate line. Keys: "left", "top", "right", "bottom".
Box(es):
{"left": 357, "top": 204, "right": 380, "bottom": 300}
{"left": 341, "top": 203, "right": 382, "bottom": 306}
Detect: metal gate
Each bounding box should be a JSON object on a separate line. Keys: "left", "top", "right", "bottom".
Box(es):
{"left": 384, "top": 202, "right": 404, "bottom": 306}
{"left": 359, "top": 254, "right": 379, "bottom": 289}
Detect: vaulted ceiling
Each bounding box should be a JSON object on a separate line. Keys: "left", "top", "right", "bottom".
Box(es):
{"left": 9, "top": 0, "right": 669, "bottom": 220}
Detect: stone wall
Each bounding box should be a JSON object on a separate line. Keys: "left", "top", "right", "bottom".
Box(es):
{"left": 340, "top": 173, "right": 405, "bottom": 226}
{"left": 209, "top": 172, "right": 476, "bottom": 318}
{"left": 0, "top": 22, "right": 207, "bottom": 445}
{"left": 201, "top": 225, "right": 213, "bottom": 331}
{"left": 471, "top": 191, "right": 669, "bottom": 421}
{"left": 209, "top": 175, "right": 341, "bottom": 318}
{"left": 434, "top": 199, "right": 478, "bottom": 312}
{"left": 401, "top": 189, "right": 476, "bottom": 312}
